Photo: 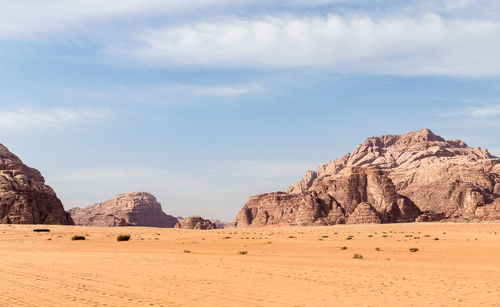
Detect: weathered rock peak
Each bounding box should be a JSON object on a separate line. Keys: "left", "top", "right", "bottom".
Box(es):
{"left": 69, "top": 192, "right": 177, "bottom": 227}
{"left": 0, "top": 144, "right": 73, "bottom": 225}
{"left": 233, "top": 129, "right": 500, "bottom": 227}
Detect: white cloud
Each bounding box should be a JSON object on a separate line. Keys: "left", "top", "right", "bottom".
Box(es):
{"left": 109, "top": 13, "right": 500, "bottom": 76}
{"left": 0, "top": 107, "right": 110, "bottom": 133}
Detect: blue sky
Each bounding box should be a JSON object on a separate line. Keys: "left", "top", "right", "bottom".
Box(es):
{"left": 1, "top": 0, "right": 500, "bottom": 221}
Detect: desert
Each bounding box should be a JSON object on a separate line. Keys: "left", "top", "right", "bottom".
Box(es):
{"left": 1, "top": 222, "right": 499, "bottom": 306}
{"left": 2, "top": 1, "right": 500, "bottom": 306}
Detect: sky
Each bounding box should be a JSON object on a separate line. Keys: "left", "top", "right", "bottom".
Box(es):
{"left": 1, "top": 0, "right": 500, "bottom": 221}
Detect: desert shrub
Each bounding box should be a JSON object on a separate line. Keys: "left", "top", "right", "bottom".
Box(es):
{"left": 368, "top": 235, "right": 373, "bottom": 237}
{"left": 346, "top": 235, "right": 353, "bottom": 240}
{"left": 223, "top": 236, "right": 231, "bottom": 239}
{"left": 340, "top": 246, "right": 348, "bottom": 250}
{"left": 322, "top": 235, "right": 329, "bottom": 238}
{"left": 434, "top": 237, "right": 439, "bottom": 240}
{"left": 375, "top": 247, "right": 381, "bottom": 251}
{"left": 353, "top": 253, "right": 363, "bottom": 259}
{"left": 71, "top": 235, "right": 85, "bottom": 241}
{"left": 382, "top": 235, "right": 388, "bottom": 238}
{"left": 117, "top": 234, "right": 131, "bottom": 242}
{"left": 409, "top": 247, "right": 419, "bottom": 252}
{"left": 33, "top": 229, "right": 50, "bottom": 232}
{"left": 288, "top": 236, "right": 296, "bottom": 239}
{"left": 183, "top": 250, "right": 191, "bottom": 253}
{"left": 238, "top": 250, "right": 248, "bottom": 255}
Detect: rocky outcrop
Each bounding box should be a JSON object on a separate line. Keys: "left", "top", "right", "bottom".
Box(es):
{"left": 233, "top": 166, "right": 421, "bottom": 227}
{"left": 69, "top": 192, "right": 177, "bottom": 227}
{"left": 233, "top": 129, "right": 500, "bottom": 227}
{"left": 174, "top": 216, "right": 217, "bottom": 229}
{"left": 0, "top": 144, "right": 73, "bottom": 225}
{"left": 346, "top": 202, "right": 381, "bottom": 224}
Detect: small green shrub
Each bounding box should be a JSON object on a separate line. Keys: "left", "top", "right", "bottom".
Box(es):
{"left": 375, "top": 247, "right": 381, "bottom": 251}
{"left": 322, "top": 235, "right": 329, "bottom": 238}
{"left": 409, "top": 247, "right": 419, "bottom": 252}
{"left": 238, "top": 250, "right": 248, "bottom": 255}
{"left": 117, "top": 234, "right": 131, "bottom": 242}
{"left": 353, "top": 253, "right": 363, "bottom": 259}
{"left": 71, "top": 235, "right": 85, "bottom": 241}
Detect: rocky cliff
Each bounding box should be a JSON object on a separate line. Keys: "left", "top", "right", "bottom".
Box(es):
{"left": 69, "top": 192, "right": 177, "bottom": 227}
{"left": 233, "top": 129, "right": 500, "bottom": 227}
{"left": 0, "top": 144, "right": 74, "bottom": 225}
{"left": 174, "top": 216, "right": 217, "bottom": 229}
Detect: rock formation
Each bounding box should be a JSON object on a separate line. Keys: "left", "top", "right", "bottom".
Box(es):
{"left": 0, "top": 144, "right": 73, "bottom": 225}
{"left": 69, "top": 192, "right": 177, "bottom": 227}
{"left": 174, "top": 216, "right": 217, "bottom": 229}
{"left": 233, "top": 129, "right": 500, "bottom": 227}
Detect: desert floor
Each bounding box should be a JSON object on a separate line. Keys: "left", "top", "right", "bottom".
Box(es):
{"left": 0, "top": 223, "right": 499, "bottom": 307}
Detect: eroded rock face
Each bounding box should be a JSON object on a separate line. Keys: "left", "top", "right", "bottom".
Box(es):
{"left": 233, "top": 129, "right": 500, "bottom": 227}
{"left": 0, "top": 144, "right": 73, "bottom": 225}
{"left": 233, "top": 167, "right": 421, "bottom": 227}
{"left": 174, "top": 216, "right": 217, "bottom": 229}
{"left": 69, "top": 192, "right": 177, "bottom": 227}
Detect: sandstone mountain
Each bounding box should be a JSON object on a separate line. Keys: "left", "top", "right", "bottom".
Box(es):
{"left": 0, "top": 144, "right": 73, "bottom": 225}
{"left": 69, "top": 192, "right": 177, "bottom": 227}
{"left": 175, "top": 216, "right": 217, "bottom": 229}
{"left": 233, "top": 129, "right": 500, "bottom": 227}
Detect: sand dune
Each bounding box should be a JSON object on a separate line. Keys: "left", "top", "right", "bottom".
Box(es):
{"left": 0, "top": 223, "right": 499, "bottom": 306}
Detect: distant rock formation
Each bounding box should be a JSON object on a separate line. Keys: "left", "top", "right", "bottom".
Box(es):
{"left": 69, "top": 192, "right": 177, "bottom": 227}
{"left": 175, "top": 216, "right": 217, "bottom": 229}
{"left": 233, "top": 129, "right": 500, "bottom": 227}
{"left": 0, "top": 144, "right": 73, "bottom": 225}
{"left": 209, "top": 219, "right": 228, "bottom": 229}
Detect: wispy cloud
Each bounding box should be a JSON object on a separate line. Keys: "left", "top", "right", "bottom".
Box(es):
{"left": 0, "top": 0, "right": 239, "bottom": 39}
{"left": 83, "top": 83, "right": 264, "bottom": 106}
{"left": 108, "top": 14, "right": 500, "bottom": 76}
{"left": 461, "top": 104, "right": 500, "bottom": 118}
{"left": 0, "top": 107, "right": 111, "bottom": 133}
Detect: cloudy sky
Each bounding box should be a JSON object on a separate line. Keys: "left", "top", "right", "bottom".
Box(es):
{"left": 1, "top": 0, "right": 500, "bottom": 221}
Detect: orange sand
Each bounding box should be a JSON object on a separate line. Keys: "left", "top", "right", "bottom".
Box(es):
{"left": 0, "top": 223, "right": 499, "bottom": 306}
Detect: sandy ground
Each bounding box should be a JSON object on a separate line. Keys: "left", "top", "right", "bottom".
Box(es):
{"left": 0, "top": 223, "right": 499, "bottom": 307}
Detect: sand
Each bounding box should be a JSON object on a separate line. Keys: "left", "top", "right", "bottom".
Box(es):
{"left": 0, "top": 223, "right": 499, "bottom": 306}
